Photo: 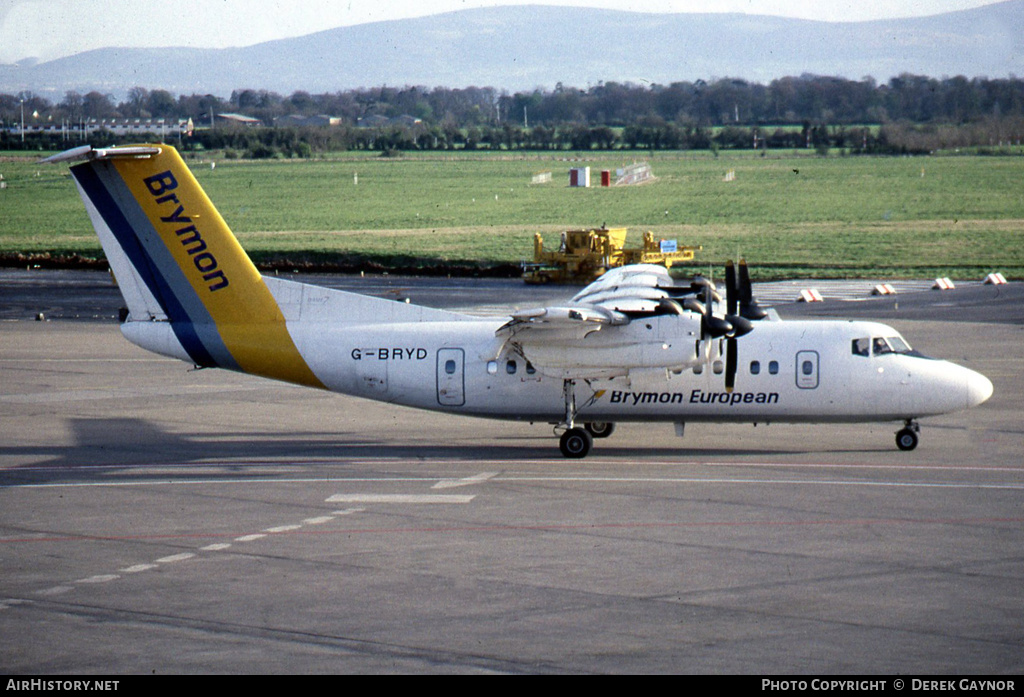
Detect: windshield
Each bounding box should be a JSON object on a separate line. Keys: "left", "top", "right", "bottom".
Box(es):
{"left": 853, "top": 335, "right": 913, "bottom": 357}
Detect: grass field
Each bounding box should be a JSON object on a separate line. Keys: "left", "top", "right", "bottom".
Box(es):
{"left": 1, "top": 149, "right": 1021, "bottom": 279}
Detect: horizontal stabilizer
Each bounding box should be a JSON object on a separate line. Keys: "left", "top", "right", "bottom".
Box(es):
{"left": 39, "top": 145, "right": 162, "bottom": 165}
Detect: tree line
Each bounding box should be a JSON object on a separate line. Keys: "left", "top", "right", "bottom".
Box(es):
{"left": 3, "top": 74, "right": 1023, "bottom": 155}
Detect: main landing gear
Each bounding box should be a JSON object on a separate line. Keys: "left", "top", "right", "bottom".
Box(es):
{"left": 557, "top": 380, "right": 616, "bottom": 458}
{"left": 559, "top": 427, "right": 592, "bottom": 458}
{"left": 896, "top": 420, "right": 920, "bottom": 451}
{"left": 558, "top": 379, "right": 590, "bottom": 458}
{"left": 584, "top": 421, "right": 615, "bottom": 439}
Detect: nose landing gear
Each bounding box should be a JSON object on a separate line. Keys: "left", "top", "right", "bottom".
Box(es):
{"left": 896, "top": 420, "right": 920, "bottom": 451}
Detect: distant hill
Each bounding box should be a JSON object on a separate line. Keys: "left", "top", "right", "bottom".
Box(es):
{"left": 2, "top": 2, "right": 1022, "bottom": 99}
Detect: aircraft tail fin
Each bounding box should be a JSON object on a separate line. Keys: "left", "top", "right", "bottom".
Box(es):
{"left": 46, "top": 144, "right": 324, "bottom": 387}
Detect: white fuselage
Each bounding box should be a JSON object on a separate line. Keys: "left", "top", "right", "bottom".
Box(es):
{"left": 122, "top": 276, "right": 992, "bottom": 428}
{"left": 287, "top": 314, "right": 990, "bottom": 426}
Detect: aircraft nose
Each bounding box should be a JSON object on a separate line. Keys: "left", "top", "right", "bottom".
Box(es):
{"left": 965, "top": 369, "right": 993, "bottom": 408}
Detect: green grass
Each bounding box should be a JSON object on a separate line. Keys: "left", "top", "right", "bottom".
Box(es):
{"left": 2, "top": 150, "right": 1022, "bottom": 278}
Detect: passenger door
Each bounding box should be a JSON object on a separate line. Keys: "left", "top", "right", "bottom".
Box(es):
{"left": 436, "top": 348, "right": 465, "bottom": 406}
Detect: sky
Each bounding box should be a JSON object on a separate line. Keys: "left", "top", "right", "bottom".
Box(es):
{"left": 0, "top": 0, "right": 1006, "bottom": 64}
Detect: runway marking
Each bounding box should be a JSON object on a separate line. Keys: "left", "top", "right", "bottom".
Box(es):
{"left": 0, "top": 598, "right": 30, "bottom": 611}
{"left": 5, "top": 457, "right": 1022, "bottom": 486}
{"left": 0, "top": 358, "right": 172, "bottom": 363}
{"left": 325, "top": 493, "right": 476, "bottom": 504}
{"left": 433, "top": 471, "right": 498, "bottom": 489}
{"left": 702, "top": 461, "right": 1024, "bottom": 473}
{"left": 264, "top": 524, "right": 302, "bottom": 533}
{"left": 491, "top": 476, "right": 1024, "bottom": 490}
{"left": 4, "top": 472, "right": 1024, "bottom": 496}
{"left": 76, "top": 574, "right": 119, "bottom": 584}
{"left": 7, "top": 498, "right": 375, "bottom": 608}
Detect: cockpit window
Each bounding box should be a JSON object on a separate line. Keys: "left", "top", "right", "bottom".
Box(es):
{"left": 886, "top": 336, "right": 912, "bottom": 353}
{"left": 855, "top": 336, "right": 913, "bottom": 357}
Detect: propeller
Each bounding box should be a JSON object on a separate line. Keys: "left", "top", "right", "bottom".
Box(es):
{"left": 721, "top": 259, "right": 765, "bottom": 392}
{"left": 671, "top": 260, "right": 766, "bottom": 388}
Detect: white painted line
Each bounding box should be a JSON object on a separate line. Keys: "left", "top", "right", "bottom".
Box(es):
{"left": 201, "top": 543, "right": 232, "bottom": 551}
{"left": 119, "top": 563, "right": 158, "bottom": 573}
{"left": 0, "top": 599, "right": 30, "bottom": 611}
{"left": 264, "top": 524, "right": 302, "bottom": 533}
{"left": 36, "top": 586, "right": 74, "bottom": 596}
{"left": 76, "top": 574, "right": 120, "bottom": 584}
{"left": 326, "top": 493, "right": 475, "bottom": 504}
{"left": 433, "top": 471, "right": 498, "bottom": 489}
{"left": 331, "top": 508, "right": 365, "bottom": 515}
{"left": 303, "top": 516, "right": 335, "bottom": 525}
{"left": 493, "top": 475, "right": 1024, "bottom": 490}
{"left": 155, "top": 552, "right": 195, "bottom": 564}
{"left": 235, "top": 534, "right": 267, "bottom": 542}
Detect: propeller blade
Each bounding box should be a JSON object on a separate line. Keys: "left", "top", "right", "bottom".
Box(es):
{"left": 725, "top": 260, "right": 737, "bottom": 317}
{"left": 723, "top": 258, "right": 753, "bottom": 337}
{"left": 701, "top": 281, "right": 732, "bottom": 338}
{"left": 725, "top": 337, "right": 737, "bottom": 393}
{"left": 738, "top": 259, "right": 768, "bottom": 321}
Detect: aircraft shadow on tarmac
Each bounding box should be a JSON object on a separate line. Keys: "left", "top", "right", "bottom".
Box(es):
{"left": 0, "top": 416, "right": 898, "bottom": 487}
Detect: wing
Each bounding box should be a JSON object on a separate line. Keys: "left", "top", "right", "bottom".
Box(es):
{"left": 496, "top": 265, "right": 704, "bottom": 379}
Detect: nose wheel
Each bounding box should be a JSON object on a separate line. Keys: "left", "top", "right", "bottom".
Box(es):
{"left": 896, "top": 421, "right": 920, "bottom": 451}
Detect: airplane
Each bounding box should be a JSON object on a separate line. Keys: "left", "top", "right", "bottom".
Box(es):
{"left": 42, "top": 143, "right": 993, "bottom": 458}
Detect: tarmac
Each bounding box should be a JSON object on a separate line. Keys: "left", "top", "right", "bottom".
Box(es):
{"left": 1, "top": 271, "right": 1022, "bottom": 674}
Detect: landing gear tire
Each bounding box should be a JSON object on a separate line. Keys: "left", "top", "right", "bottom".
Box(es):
{"left": 896, "top": 427, "right": 919, "bottom": 451}
{"left": 584, "top": 422, "right": 615, "bottom": 439}
{"left": 560, "top": 428, "right": 593, "bottom": 458}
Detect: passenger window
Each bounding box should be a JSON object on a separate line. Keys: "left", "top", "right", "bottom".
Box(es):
{"left": 506, "top": 360, "right": 517, "bottom": 375}
{"left": 526, "top": 361, "right": 536, "bottom": 375}
{"left": 802, "top": 360, "right": 814, "bottom": 376}
{"left": 444, "top": 359, "right": 456, "bottom": 375}
{"left": 750, "top": 360, "right": 761, "bottom": 375}
{"left": 487, "top": 360, "right": 498, "bottom": 375}
{"left": 768, "top": 361, "right": 779, "bottom": 375}
{"left": 852, "top": 338, "right": 870, "bottom": 357}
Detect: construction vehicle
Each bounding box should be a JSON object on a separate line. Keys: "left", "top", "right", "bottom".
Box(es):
{"left": 522, "top": 227, "right": 699, "bottom": 284}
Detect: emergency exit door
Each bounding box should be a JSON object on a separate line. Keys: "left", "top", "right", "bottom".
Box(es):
{"left": 796, "top": 350, "right": 819, "bottom": 389}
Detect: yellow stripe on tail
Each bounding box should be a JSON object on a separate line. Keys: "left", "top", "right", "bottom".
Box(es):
{"left": 109, "top": 146, "right": 324, "bottom": 388}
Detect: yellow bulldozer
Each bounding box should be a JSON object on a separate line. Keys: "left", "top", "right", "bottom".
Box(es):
{"left": 522, "top": 227, "right": 699, "bottom": 284}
